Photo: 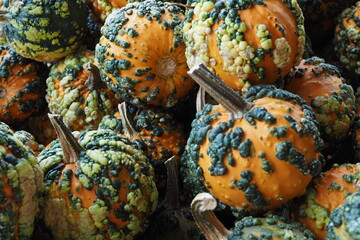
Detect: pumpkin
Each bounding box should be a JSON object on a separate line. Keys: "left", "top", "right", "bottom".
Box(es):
{"left": 0, "top": 0, "right": 88, "bottom": 62}
{"left": 181, "top": 64, "right": 324, "bottom": 217}
{"left": 95, "top": 0, "right": 195, "bottom": 109}
{"left": 14, "top": 130, "right": 44, "bottom": 157}
{"left": 183, "top": 0, "right": 305, "bottom": 92}
{"left": 0, "top": 45, "right": 48, "bottom": 127}
{"left": 87, "top": 0, "right": 135, "bottom": 23}
{"left": 98, "top": 102, "right": 186, "bottom": 197}
{"left": 334, "top": 1, "right": 360, "bottom": 76}
{"left": 46, "top": 49, "right": 122, "bottom": 131}
{"left": 326, "top": 190, "right": 360, "bottom": 240}
{"left": 0, "top": 121, "right": 43, "bottom": 239}
{"left": 350, "top": 99, "right": 360, "bottom": 161}
{"left": 37, "top": 114, "right": 158, "bottom": 239}
{"left": 285, "top": 57, "right": 356, "bottom": 143}
{"left": 190, "top": 192, "right": 316, "bottom": 240}
{"left": 293, "top": 163, "right": 360, "bottom": 240}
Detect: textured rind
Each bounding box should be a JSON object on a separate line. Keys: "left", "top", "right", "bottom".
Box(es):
{"left": 183, "top": 0, "right": 305, "bottom": 92}
{"left": 37, "top": 128, "right": 158, "bottom": 240}
{"left": 228, "top": 214, "right": 316, "bottom": 239}
{"left": 0, "top": 45, "right": 48, "bottom": 126}
{"left": 334, "top": 1, "right": 360, "bottom": 76}
{"left": 95, "top": 0, "right": 194, "bottom": 108}
{"left": 181, "top": 85, "right": 324, "bottom": 217}
{"left": 326, "top": 190, "right": 360, "bottom": 240}
{"left": 46, "top": 49, "right": 121, "bottom": 131}
{"left": 4, "top": 0, "right": 88, "bottom": 62}
{"left": 0, "top": 121, "right": 44, "bottom": 240}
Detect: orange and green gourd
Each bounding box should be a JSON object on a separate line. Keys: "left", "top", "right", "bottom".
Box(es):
{"left": 95, "top": 0, "right": 195, "bottom": 109}
{"left": 334, "top": 1, "right": 360, "bottom": 76}
{"left": 14, "top": 130, "right": 45, "bottom": 157}
{"left": 46, "top": 49, "right": 122, "bottom": 131}
{"left": 37, "top": 114, "right": 158, "bottom": 240}
{"left": 0, "top": 0, "right": 88, "bottom": 62}
{"left": 294, "top": 163, "right": 360, "bottom": 240}
{"left": 0, "top": 45, "right": 48, "bottom": 127}
{"left": 183, "top": 0, "right": 305, "bottom": 92}
{"left": 181, "top": 64, "right": 324, "bottom": 217}
{"left": 285, "top": 57, "right": 356, "bottom": 143}
{"left": 190, "top": 192, "right": 316, "bottom": 240}
{"left": 0, "top": 121, "right": 44, "bottom": 240}
{"left": 326, "top": 190, "right": 360, "bottom": 240}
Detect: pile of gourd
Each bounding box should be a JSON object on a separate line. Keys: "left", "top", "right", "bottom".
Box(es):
{"left": 0, "top": 0, "right": 360, "bottom": 239}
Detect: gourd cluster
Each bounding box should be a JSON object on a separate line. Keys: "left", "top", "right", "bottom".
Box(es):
{"left": 0, "top": 0, "right": 360, "bottom": 240}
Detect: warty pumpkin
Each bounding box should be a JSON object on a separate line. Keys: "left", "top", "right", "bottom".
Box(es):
{"left": 181, "top": 64, "right": 324, "bottom": 217}
{"left": 285, "top": 57, "right": 356, "bottom": 143}
{"left": 46, "top": 49, "right": 122, "bottom": 131}
{"left": 183, "top": 0, "right": 305, "bottom": 92}
{"left": 95, "top": 0, "right": 195, "bottom": 108}
{"left": 0, "top": 0, "right": 88, "bottom": 62}
{"left": 14, "top": 130, "right": 45, "bottom": 157}
{"left": 0, "top": 45, "right": 48, "bottom": 127}
{"left": 0, "top": 121, "right": 44, "bottom": 240}
{"left": 294, "top": 163, "right": 360, "bottom": 240}
{"left": 37, "top": 114, "right": 158, "bottom": 239}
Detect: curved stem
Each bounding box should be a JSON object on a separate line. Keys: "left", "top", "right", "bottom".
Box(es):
{"left": 83, "top": 62, "right": 106, "bottom": 91}
{"left": 191, "top": 193, "right": 230, "bottom": 240}
{"left": 118, "top": 102, "right": 139, "bottom": 138}
{"left": 48, "top": 114, "right": 84, "bottom": 164}
{"left": 196, "top": 87, "right": 206, "bottom": 112}
{"left": 163, "top": 156, "right": 180, "bottom": 209}
{"left": 188, "top": 64, "right": 252, "bottom": 119}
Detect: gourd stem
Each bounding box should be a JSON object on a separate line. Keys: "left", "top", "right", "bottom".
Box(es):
{"left": 0, "top": 10, "right": 7, "bottom": 22}
{"left": 48, "top": 114, "right": 84, "bottom": 164}
{"left": 118, "top": 102, "right": 139, "bottom": 138}
{"left": 83, "top": 62, "right": 106, "bottom": 91}
{"left": 163, "top": 156, "right": 180, "bottom": 209}
{"left": 191, "top": 193, "right": 230, "bottom": 240}
{"left": 188, "top": 64, "right": 252, "bottom": 119}
{"left": 196, "top": 87, "right": 206, "bottom": 112}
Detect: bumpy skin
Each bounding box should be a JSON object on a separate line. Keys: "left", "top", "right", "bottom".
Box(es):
{"left": 334, "top": 2, "right": 360, "bottom": 76}
{"left": 38, "top": 129, "right": 158, "bottom": 240}
{"left": 95, "top": 0, "right": 194, "bottom": 108}
{"left": 0, "top": 45, "right": 48, "bottom": 126}
{"left": 183, "top": 0, "right": 305, "bottom": 92}
{"left": 46, "top": 49, "right": 122, "bottom": 131}
{"left": 181, "top": 86, "right": 324, "bottom": 217}
{"left": 98, "top": 104, "right": 186, "bottom": 194}
{"left": 0, "top": 121, "right": 44, "bottom": 240}
{"left": 294, "top": 163, "right": 360, "bottom": 240}
{"left": 285, "top": 57, "right": 356, "bottom": 143}
{"left": 326, "top": 190, "right": 360, "bottom": 240}
{"left": 228, "top": 214, "right": 315, "bottom": 239}
{"left": 351, "top": 101, "right": 360, "bottom": 161}
{"left": 3, "top": 0, "right": 88, "bottom": 62}
{"left": 14, "top": 130, "right": 45, "bottom": 156}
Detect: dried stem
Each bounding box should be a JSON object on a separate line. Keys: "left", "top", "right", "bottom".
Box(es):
{"left": 188, "top": 64, "right": 252, "bottom": 119}
{"left": 83, "top": 62, "right": 106, "bottom": 91}
{"left": 163, "top": 156, "right": 180, "bottom": 209}
{"left": 48, "top": 114, "right": 84, "bottom": 164}
{"left": 196, "top": 87, "right": 206, "bottom": 112}
{"left": 118, "top": 102, "right": 139, "bottom": 138}
{"left": 191, "top": 193, "right": 230, "bottom": 240}
{"left": 0, "top": 10, "right": 8, "bottom": 22}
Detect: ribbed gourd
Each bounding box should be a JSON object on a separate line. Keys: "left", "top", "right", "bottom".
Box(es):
{"left": 46, "top": 49, "right": 122, "bottom": 131}
{"left": 37, "top": 114, "right": 158, "bottom": 239}
{"left": 95, "top": 0, "right": 195, "bottom": 109}
{"left": 0, "top": 45, "right": 48, "bottom": 127}
{"left": 326, "top": 190, "right": 360, "bottom": 240}
{"left": 334, "top": 1, "right": 360, "bottom": 76}
{"left": 0, "top": 121, "right": 44, "bottom": 240}
{"left": 183, "top": 0, "right": 305, "bottom": 92}
{"left": 285, "top": 57, "right": 356, "bottom": 143}
{"left": 293, "top": 163, "right": 360, "bottom": 240}
{"left": 181, "top": 64, "right": 324, "bottom": 217}
{"left": 190, "top": 192, "right": 316, "bottom": 240}
{"left": 0, "top": 0, "right": 88, "bottom": 62}
{"left": 14, "top": 130, "right": 45, "bottom": 156}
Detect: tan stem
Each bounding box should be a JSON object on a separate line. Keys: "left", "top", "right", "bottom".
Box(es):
{"left": 118, "top": 102, "right": 139, "bottom": 138}
{"left": 83, "top": 62, "right": 106, "bottom": 91}
{"left": 0, "top": 10, "right": 7, "bottom": 22}
{"left": 188, "top": 64, "right": 252, "bottom": 119}
{"left": 48, "top": 114, "right": 84, "bottom": 164}
{"left": 191, "top": 193, "right": 230, "bottom": 240}
{"left": 196, "top": 87, "right": 206, "bottom": 112}
{"left": 164, "top": 156, "right": 180, "bottom": 209}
